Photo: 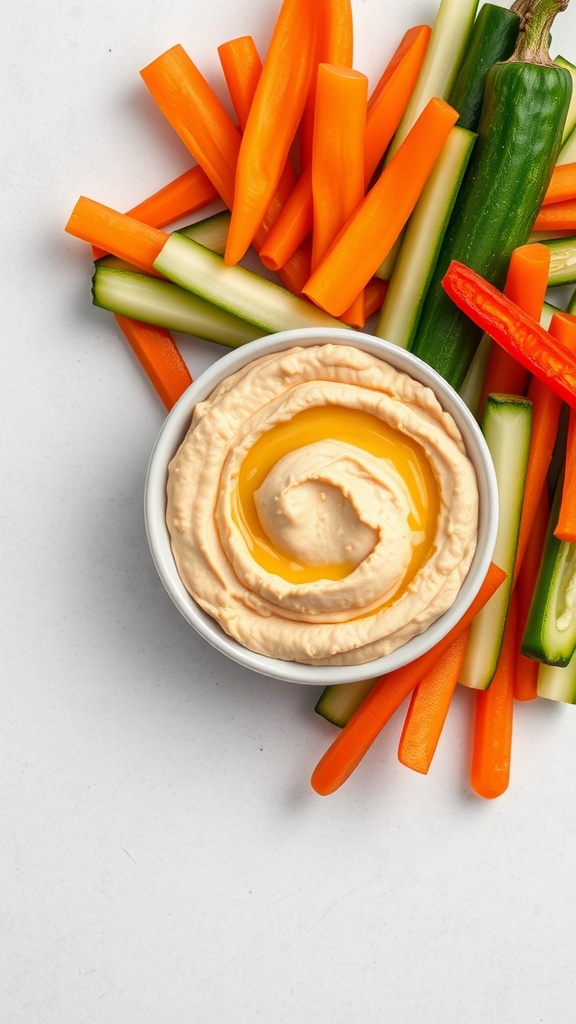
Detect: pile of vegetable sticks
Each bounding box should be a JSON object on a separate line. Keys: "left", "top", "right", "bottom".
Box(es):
{"left": 65, "top": 0, "right": 576, "bottom": 800}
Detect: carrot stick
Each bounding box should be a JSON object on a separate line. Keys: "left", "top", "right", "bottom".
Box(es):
{"left": 303, "top": 97, "right": 458, "bottom": 317}
{"left": 477, "top": 244, "right": 551, "bottom": 417}
{"left": 542, "top": 162, "right": 576, "bottom": 206}
{"left": 514, "top": 485, "right": 549, "bottom": 701}
{"left": 311, "top": 64, "right": 368, "bottom": 326}
{"left": 65, "top": 197, "right": 168, "bottom": 275}
{"left": 218, "top": 36, "right": 263, "bottom": 131}
{"left": 555, "top": 405, "right": 576, "bottom": 542}
{"left": 470, "top": 591, "right": 517, "bottom": 800}
{"left": 224, "top": 0, "right": 317, "bottom": 265}
{"left": 298, "top": 0, "right": 354, "bottom": 172}
{"left": 533, "top": 199, "right": 576, "bottom": 232}
{"left": 127, "top": 165, "right": 219, "bottom": 228}
{"left": 114, "top": 315, "right": 192, "bottom": 410}
{"left": 364, "top": 277, "right": 389, "bottom": 319}
{"left": 216, "top": 34, "right": 309, "bottom": 295}
{"left": 513, "top": 311, "right": 576, "bottom": 580}
{"left": 259, "top": 24, "right": 431, "bottom": 272}
{"left": 397, "top": 628, "right": 469, "bottom": 775}
{"left": 311, "top": 562, "right": 507, "bottom": 795}
{"left": 140, "top": 44, "right": 241, "bottom": 209}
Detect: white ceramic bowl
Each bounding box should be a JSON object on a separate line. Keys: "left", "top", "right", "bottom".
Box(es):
{"left": 144, "top": 328, "right": 498, "bottom": 685}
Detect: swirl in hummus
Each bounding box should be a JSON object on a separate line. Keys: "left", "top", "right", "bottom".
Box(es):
{"left": 166, "top": 344, "right": 479, "bottom": 666}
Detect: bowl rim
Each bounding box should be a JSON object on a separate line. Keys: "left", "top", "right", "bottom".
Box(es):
{"left": 144, "top": 327, "right": 498, "bottom": 685}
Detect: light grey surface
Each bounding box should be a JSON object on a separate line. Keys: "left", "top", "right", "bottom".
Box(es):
{"left": 3, "top": 1, "right": 576, "bottom": 1021}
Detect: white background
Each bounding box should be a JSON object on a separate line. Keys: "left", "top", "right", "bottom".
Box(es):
{"left": 3, "top": 1, "right": 576, "bottom": 1021}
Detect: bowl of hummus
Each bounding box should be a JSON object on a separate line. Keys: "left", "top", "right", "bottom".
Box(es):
{"left": 145, "top": 328, "right": 498, "bottom": 685}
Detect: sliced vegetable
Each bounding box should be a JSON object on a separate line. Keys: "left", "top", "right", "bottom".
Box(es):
{"left": 555, "top": 406, "right": 576, "bottom": 542}
{"left": 470, "top": 591, "right": 517, "bottom": 800}
{"left": 533, "top": 198, "right": 576, "bottom": 232}
{"left": 441, "top": 261, "right": 576, "bottom": 408}
{"left": 374, "top": 125, "right": 474, "bottom": 349}
{"left": 554, "top": 55, "right": 576, "bottom": 143}
{"left": 298, "top": 0, "right": 354, "bottom": 172}
{"left": 178, "top": 211, "right": 230, "bottom": 254}
{"left": 448, "top": 3, "right": 520, "bottom": 132}
{"left": 538, "top": 233, "right": 576, "bottom": 283}
{"left": 514, "top": 485, "right": 550, "bottom": 701}
{"left": 522, "top": 481, "right": 576, "bottom": 666}
{"left": 154, "top": 231, "right": 347, "bottom": 333}
{"left": 410, "top": 0, "right": 572, "bottom": 389}
{"left": 397, "top": 629, "right": 469, "bottom": 775}
{"left": 224, "top": 0, "right": 316, "bottom": 264}
{"left": 387, "top": 0, "right": 479, "bottom": 156}
{"left": 314, "top": 678, "right": 378, "bottom": 729}
{"left": 66, "top": 197, "right": 167, "bottom": 275}
{"left": 126, "top": 166, "right": 219, "bottom": 229}
{"left": 92, "top": 259, "right": 264, "bottom": 347}
{"left": 476, "top": 243, "right": 551, "bottom": 418}
{"left": 513, "top": 312, "right": 576, "bottom": 578}
{"left": 258, "top": 24, "right": 431, "bottom": 273}
{"left": 542, "top": 161, "right": 576, "bottom": 205}
{"left": 113, "top": 315, "right": 192, "bottom": 410}
{"left": 460, "top": 395, "right": 532, "bottom": 691}
{"left": 140, "top": 44, "right": 241, "bottom": 209}
{"left": 310, "top": 562, "right": 506, "bottom": 795}
{"left": 537, "top": 656, "right": 576, "bottom": 702}
{"left": 311, "top": 64, "right": 368, "bottom": 326}
{"left": 302, "top": 97, "right": 458, "bottom": 317}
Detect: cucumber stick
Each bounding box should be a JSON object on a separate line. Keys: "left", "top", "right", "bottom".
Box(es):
{"left": 410, "top": 0, "right": 572, "bottom": 390}
{"left": 387, "top": 0, "right": 479, "bottom": 157}
{"left": 314, "top": 678, "right": 378, "bottom": 729}
{"left": 375, "top": 126, "right": 475, "bottom": 349}
{"left": 522, "top": 482, "right": 576, "bottom": 666}
{"left": 537, "top": 657, "right": 576, "bottom": 703}
{"left": 92, "top": 259, "right": 264, "bottom": 347}
{"left": 554, "top": 55, "right": 576, "bottom": 143}
{"left": 460, "top": 395, "right": 532, "bottom": 690}
{"left": 154, "top": 233, "right": 347, "bottom": 334}
{"left": 179, "top": 210, "right": 230, "bottom": 254}
{"left": 539, "top": 235, "right": 576, "bottom": 285}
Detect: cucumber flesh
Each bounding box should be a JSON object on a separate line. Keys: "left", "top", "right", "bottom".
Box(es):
{"left": 537, "top": 656, "right": 576, "bottom": 703}
{"left": 178, "top": 211, "right": 230, "bottom": 255}
{"left": 154, "top": 232, "right": 347, "bottom": 334}
{"left": 460, "top": 394, "right": 532, "bottom": 690}
{"left": 314, "top": 679, "right": 377, "bottom": 729}
{"left": 554, "top": 55, "right": 576, "bottom": 144}
{"left": 522, "top": 482, "right": 576, "bottom": 666}
{"left": 539, "top": 235, "right": 576, "bottom": 286}
{"left": 375, "top": 126, "right": 475, "bottom": 349}
{"left": 92, "top": 263, "right": 264, "bottom": 347}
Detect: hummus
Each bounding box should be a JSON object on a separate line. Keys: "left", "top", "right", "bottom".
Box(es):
{"left": 166, "top": 344, "right": 479, "bottom": 666}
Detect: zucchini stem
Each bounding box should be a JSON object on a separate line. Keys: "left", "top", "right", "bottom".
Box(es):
{"left": 509, "top": 0, "right": 569, "bottom": 66}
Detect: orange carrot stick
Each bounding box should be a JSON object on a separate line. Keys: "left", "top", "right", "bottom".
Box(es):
{"left": 225, "top": 0, "right": 317, "bottom": 265}
{"left": 514, "top": 311, "right": 576, "bottom": 580}
{"left": 114, "top": 315, "right": 192, "bottom": 410}
{"left": 542, "top": 162, "right": 576, "bottom": 206}
{"left": 259, "top": 24, "right": 431, "bottom": 272}
{"left": 555, "top": 405, "right": 576, "bottom": 542}
{"left": 514, "top": 485, "right": 549, "bottom": 701}
{"left": 470, "top": 591, "right": 517, "bottom": 799}
{"left": 477, "top": 243, "right": 551, "bottom": 416}
{"left": 397, "top": 628, "right": 469, "bottom": 775}
{"left": 218, "top": 36, "right": 263, "bottom": 131}
{"left": 298, "top": 0, "right": 354, "bottom": 171}
{"left": 140, "top": 45, "right": 241, "bottom": 209}
{"left": 311, "top": 64, "right": 368, "bottom": 326}
{"left": 533, "top": 199, "right": 576, "bottom": 232}
{"left": 216, "top": 34, "right": 309, "bottom": 295}
{"left": 311, "top": 562, "right": 506, "bottom": 795}
{"left": 127, "top": 165, "right": 219, "bottom": 228}
{"left": 303, "top": 97, "right": 458, "bottom": 317}
{"left": 65, "top": 197, "right": 168, "bottom": 275}
{"left": 364, "top": 277, "right": 389, "bottom": 319}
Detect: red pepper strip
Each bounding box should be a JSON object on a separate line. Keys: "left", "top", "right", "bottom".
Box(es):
{"left": 441, "top": 261, "right": 576, "bottom": 408}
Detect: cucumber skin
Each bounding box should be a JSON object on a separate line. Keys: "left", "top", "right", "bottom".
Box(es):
{"left": 448, "top": 4, "right": 520, "bottom": 132}
{"left": 411, "top": 61, "right": 572, "bottom": 390}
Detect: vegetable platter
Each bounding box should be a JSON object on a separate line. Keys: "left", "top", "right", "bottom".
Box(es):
{"left": 64, "top": 0, "right": 576, "bottom": 802}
